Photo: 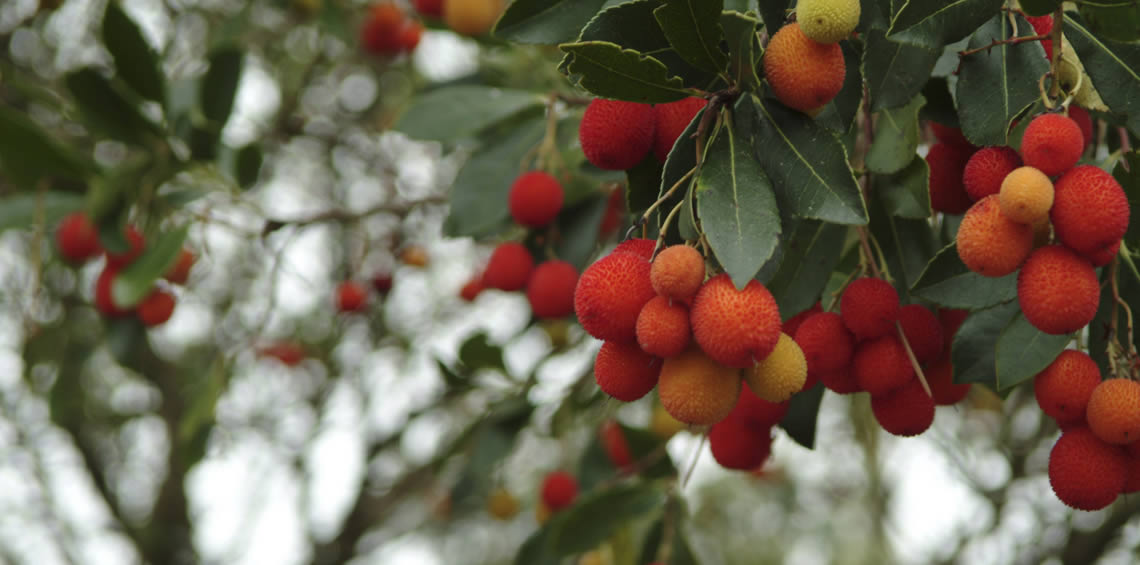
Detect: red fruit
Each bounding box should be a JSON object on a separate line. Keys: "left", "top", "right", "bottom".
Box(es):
{"left": 898, "top": 304, "right": 943, "bottom": 364}
{"left": 105, "top": 226, "right": 145, "bottom": 268}
{"left": 137, "top": 289, "right": 176, "bottom": 327}
{"left": 459, "top": 275, "right": 484, "bottom": 302}
{"left": 1034, "top": 350, "right": 1101, "bottom": 425}
{"left": 526, "top": 260, "right": 578, "bottom": 318}
{"left": 613, "top": 238, "right": 656, "bottom": 260}
{"left": 763, "top": 22, "right": 846, "bottom": 113}
{"left": 926, "top": 142, "right": 974, "bottom": 214}
{"left": 793, "top": 312, "right": 854, "bottom": 373}
{"left": 575, "top": 252, "right": 656, "bottom": 342}
{"left": 1048, "top": 427, "right": 1127, "bottom": 511}
{"left": 1068, "top": 106, "right": 1093, "bottom": 149}
{"left": 930, "top": 123, "right": 975, "bottom": 150}
{"left": 1088, "top": 240, "right": 1121, "bottom": 267}
{"left": 925, "top": 356, "right": 970, "bottom": 406}
{"left": 336, "top": 281, "right": 369, "bottom": 313}
{"left": 819, "top": 366, "right": 861, "bottom": 394}
{"left": 939, "top": 309, "right": 970, "bottom": 344}
{"left": 579, "top": 99, "right": 656, "bottom": 171}
{"left": 594, "top": 341, "right": 662, "bottom": 402}
{"left": 708, "top": 414, "right": 773, "bottom": 471}
{"left": 963, "top": 146, "right": 1022, "bottom": 201}
{"left": 650, "top": 244, "right": 705, "bottom": 302}
{"left": 508, "top": 171, "right": 564, "bottom": 228}
{"left": 1051, "top": 165, "right": 1130, "bottom": 256}
{"left": 652, "top": 97, "right": 706, "bottom": 162}
{"left": 1086, "top": 379, "right": 1140, "bottom": 445}
{"left": 94, "top": 267, "right": 131, "bottom": 317}
{"left": 690, "top": 274, "right": 782, "bottom": 368}
{"left": 482, "top": 242, "right": 534, "bottom": 292}
{"left": 396, "top": 20, "right": 423, "bottom": 52}
{"left": 540, "top": 471, "right": 579, "bottom": 512}
{"left": 56, "top": 212, "right": 101, "bottom": 263}
{"left": 164, "top": 248, "right": 195, "bottom": 285}
{"left": 259, "top": 342, "right": 306, "bottom": 366}
{"left": 1026, "top": 15, "right": 1054, "bottom": 59}
{"left": 1017, "top": 245, "right": 1099, "bottom": 335}
{"left": 735, "top": 383, "right": 790, "bottom": 427}
{"left": 840, "top": 277, "right": 900, "bottom": 340}
{"left": 782, "top": 302, "right": 822, "bottom": 337}
{"left": 360, "top": 4, "right": 403, "bottom": 54}
{"left": 372, "top": 273, "right": 394, "bottom": 294}
{"left": 956, "top": 195, "right": 1035, "bottom": 277}
{"left": 871, "top": 379, "right": 935, "bottom": 437}
{"left": 1020, "top": 113, "right": 1084, "bottom": 177}
{"left": 413, "top": 0, "right": 443, "bottom": 18}
{"left": 1123, "top": 441, "right": 1140, "bottom": 494}
{"left": 636, "top": 296, "right": 691, "bottom": 358}
{"left": 601, "top": 421, "right": 633, "bottom": 471}
{"left": 853, "top": 335, "right": 914, "bottom": 396}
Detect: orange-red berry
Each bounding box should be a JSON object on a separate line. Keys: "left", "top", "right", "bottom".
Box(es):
{"left": 763, "top": 23, "right": 846, "bottom": 113}
{"left": 925, "top": 356, "right": 971, "bottom": 406}
{"left": 600, "top": 420, "right": 633, "bottom": 471}
{"left": 613, "top": 237, "right": 656, "bottom": 260}
{"left": 963, "top": 146, "right": 1022, "bottom": 202}
{"left": 1051, "top": 165, "right": 1130, "bottom": 256}
{"left": 336, "top": 281, "right": 369, "bottom": 313}
{"left": 259, "top": 342, "right": 306, "bottom": 366}
{"left": 1034, "top": 349, "right": 1101, "bottom": 425}
{"left": 930, "top": 123, "right": 975, "bottom": 150}
{"left": 459, "top": 275, "right": 483, "bottom": 301}
{"left": 650, "top": 244, "right": 705, "bottom": 301}
{"left": 657, "top": 347, "right": 741, "bottom": 425}
{"left": 94, "top": 267, "right": 131, "bottom": 317}
{"left": 793, "top": 312, "right": 854, "bottom": 373}
{"left": 164, "top": 248, "right": 196, "bottom": 285}
{"left": 636, "top": 296, "right": 691, "bottom": 358}
{"left": 708, "top": 413, "right": 773, "bottom": 471}
{"left": 819, "top": 366, "right": 861, "bottom": 394}
{"left": 926, "top": 142, "right": 974, "bottom": 215}
{"left": 898, "top": 304, "right": 943, "bottom": 364}
{"left": 540, "top": 471, "right": 578, "bottom": 512}
{"left": 1086, "top": 379, "right": 1140, "bottom": 445}
{"left": 105, "top": 226, "right": 145, "bottom": 268}
{"left": 137, "top": 288, "right": 176, "bottom": 327}
{"left": 575, "top": 251, "right": 655, "bottom": 342}
{"left": 1017, "top": 245, "right": 1099, "bottom": 335}
{"left": 1020, "top": 113, "right": 1084, "bottom": 177}
{"left": 594, "top": 341, "right": 662, "bottom": 402}
{"left": 690, "top": 274, "right": 782, "bottom": 368}
{"left": 579, "top": 99, "right": 655, "bottom": 171}
{"left": 508, "top": 171, "right": 564, "bottom": 228}
{"left": 956, "top": 195, "right": 1034, "bottom": 277}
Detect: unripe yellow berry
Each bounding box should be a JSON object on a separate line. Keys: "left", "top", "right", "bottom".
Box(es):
{"left": 486, "top": 488, "right": 518, "bottom": 520}
{"left": 797, "top": 0, "right": 861, "bottom": 44}
{"left": 744, "top": 333, "right": 807, "bottom": 403}
{"left": 999, "top": 166, "right": 1054, "bottom": 225}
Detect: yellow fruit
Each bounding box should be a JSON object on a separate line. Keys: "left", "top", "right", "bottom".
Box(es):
{"left": 796, "top": 0, "right": 861, "bottom": 44}
{"left": 999, "top": 166, "right": 1054, "bottom": 224}
{"left": 744, "top": 333, "right": 807, "bottom": 403}
{"left": 443, "top": 0, "right": 503, "bottom": 36}
{"left": 486, "top": 488, "right": 519, "bottom": 520}
{"left": 657, "top": 347, "right": 742, "bottom": 425}
{"left": 649, "top": 402, "right": 686, "bottom": 439}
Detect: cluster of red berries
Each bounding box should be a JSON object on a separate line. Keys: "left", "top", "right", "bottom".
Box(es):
{"left": 56, "top": 212, "right": 193, "bottom": 328}
{"left": 360, "top": 2, "right": 424, "bottom": 56}
{"left": 1033, "top": 350, "right": 1140, "bottom": 510}
{"left": 945, "top": 111, "right": 1128, "bottom": 335}
{"left": 578, "top": 97, "right": 706, "bottom": 171}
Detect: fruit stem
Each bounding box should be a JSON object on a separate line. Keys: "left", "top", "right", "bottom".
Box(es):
{"left": 680, "top": 432, "right": 707, "bottom": 489}
{"left": 1048, "top": 5, "right": 1064, "bottom": 101}
{"left": 855, "top": 227, "right": 882, "bottom": 278}
{"left": 655, "top": 201, "right": 686, "bottom": 256}
{"left": 895, "top": 321, "right": 933, "bottom": 398}
{"left": 640, "top": 167, "right": 696, "bottom": 226}
{"left": 1109, "top": 253, "right": 1138, "bottom": 375}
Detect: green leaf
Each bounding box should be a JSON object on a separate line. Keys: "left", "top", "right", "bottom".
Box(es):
{"left": 868, "top": 190, "right": 938, "bottom": 300}
{"left": 1019, "top": 0, "right": 1062, "bottom": 17}
{"left": 102, "top": 1, "right": 165, "bottom": 102}
{"left": 994, "top": 314, "right": 1072, "bottom": 390}
{"left": 105, "top": 317, "right": 147, "bottom": 368}
{"left": 697, "top": 119, "right": 781, "bottom": 288}
{"left": 765, "top": 219, "right": 848, "bottom": 319}
{"left": 1078, "top": 2, "right": 1140, "bottom": 43}
{"left": 627, "top": 153, "right": 668, "bottom": 215}
{"left": 639, "top": 515, "right": 699, "bottom": 565}
{"left": 951, "top": 301, "right": 1018, "bottom": 386}
{"left": 653, "top": 0, "right": 728, "bottom": 74}
{"left": 445, "top": 118, "right": 546, "bottom": 237}
{"left": 65, "top": 68, "right": 156, "bottom": 144}
{"left": 515, "top": 528, "right": 561, "bottom": 565}
{"left": 863, "top": 29, "right": 942, "bottom": 112}
{"left": 777, "top": 382, "right": 823, "bottom": 449}
{"left": 887, "top": 0, "right": 1005, "bottom": 48}
{"left": 814, "top": 39, "right": 865, "bottom": 132}
{"left": 458, "top": 332, "right": 506, "bottom": 372}
{"left": 721, "top": 11, "right": 761, "bottom": 90}
{"left": 548, "top": 483, "right": 667, "bottom": 555}
{"left": 867, "top": 94, "right": 925, "bottom": 174}
{"left": 111, "top": 225, "right": 190, "bottom": 308}
{"left": 0, "top": 107, "right": 92, "bottom": 189}
{"left": 1114, "top": 152, "right": 1140, "bottom": 251}
{"left": 451, "top": 421, "right": 518, "bottom": 507}
{"left": 756, "top": 0, "right": 789, "bottom": 30}
{"left": 560, "top": 41, "right": 692, "bottom": 103}
{"left": 0, "top": 192, "right": 85, "bottom": 233}
{"left": 621, "top": 425, "right": 676, "bottom": 478}
{"left": 740, "top": 96, "right": 867, "bottom": 225}
{"left": 956, "top": 14, "right": 1051, "bottom": 146}
{"left": 912, "top": 242, "right": 1017, "bottom": 309}
{"left": 201, "top": 48, "right": 244, "bottom": 125}
{"left": 877, "top": 156, "right": 932, "bottom": 219}
{"left": 235, "top": 144, "right": 263, "bottom": 188}
{"left": 555, "top": 194, "right": 610, "bottom": 270}
{"left": 394, "top": 86, "right": 545, "bottom": 142}
{"left": 493, "top": 0, "right": 610, "bottom": 44}
{"left": 920, "top": 76, "right": 960, "bottom": 126}
{"left": 1065, "top": 15, "right": 1140, "bottom": 138}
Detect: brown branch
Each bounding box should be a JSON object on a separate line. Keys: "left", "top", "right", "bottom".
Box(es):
{"left": 1049, "top": 6, "right": 1064, "bottom": 100}
{"left": 958, "top": 33, "right": 1051, "bottom": 58}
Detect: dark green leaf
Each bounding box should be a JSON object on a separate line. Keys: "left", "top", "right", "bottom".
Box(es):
{"left": 445, "top": 118, "right": 545, "bottom": 237}
{"left": 627, "top": 152, "right": 668, "bottom": 216}
{"left": 653, "top": 0, "right": 728, "bottom": 73}
{"left": 951, "top": 301, "right": 1019, "bottom": 386}
{"left": 201, "top": 48, "right": 244, "bottom": 125}
{"left": 765, "top": 218, "right": 848, "bottom": 319}
{"left": 867, "top": 94, "right": 925, "bottom": 174}
{"left": 556, "top": 194, "right": 610, "bottom": 270}
{"left": 919, "top": 76, "right": 959, "bottom": 126}
{"left": 451, "top": 421, "right": 517, "bottom": 507}
{"left": 458, "top": 332, "right": 506, "bottom": 372}
{"left": 740, "top": 96, "right": 867, "bottom": 225}
{"left": 888, "top": 0, "right": 1004, "bottom": 48}
{"left": 756, "top": 0, "right": 789, "bottom": 30}
{"left": 111, "top": 225, "right": 190, "bottom": 307}
{"left": 777, "top": 382, "right": 823, "bottom": 449}
{"left": 863, "top": 28, "right": 942, "bottom": 112}
{"left": 868, "top": 190, "right": 937, "bottom": 300}
{"left": 106, "top": 317, "right": 147, "bottom": 367}
{"left": 235, "top": 144, "right": 263, "bottom": 188}
{"left": 494, "top": 0, "right": 610, "bottom": 44}
{"left": 877, "top": 156, "right": 932, "bottom": 219}
{"left": 911, "top": 242, "right": 1018, "bottom": 309}
{"left": 0, "top": 107, "right": 91, "bottom": 189}
{"left": 1019, "top": 0, "right": 1062, "bottom": 17}
{"left": 514, "top": 528, "right": 561, "bottom": 565}
{"left": 0, "top": 192, "right": 85, "bottom": 233}
{"left": 394, "top": 86, "right": 544, "bottom": 142}
{"left": 721, "top": 11, "right": 761, "bottom": 90}
{"left": 1114, "top": 152, "right": 1140, "bottom": 251}
{"left": 697, "top": 119, "right": 781, "bottom": 288}
{"left": 548, "top": 483, "right": 667, "bottom": 555}
{"left": 639, "top": 515, "right": 699, "bottom": 565}
{"left": 560, "top": 41, "right": 692, "bottom": 103}
{"left": 1078, "top": 2, "right": 1140, "bottom": 43}
{"left": 102, "top": 1, "right": 165, "bottom": 102}
{"left": 1065, "top": 15, "right": 1140, "bottom": 138}
{"left": 814, "top": 39, "right": 864, "bottom": 132}
{"left": 859, "top": 0, "right": 894, "bottom": 31}
{"left": 622, "top": 425, "right": 676, "bottom": 479}
{"left": 65, "top": 68, "right": 156, "bottom": 144}
{"left": 956, "top": 14, "right": 1051, "bottom": 146}
{"left": 994, "top": 314, "right": 1072, "bottom": 390}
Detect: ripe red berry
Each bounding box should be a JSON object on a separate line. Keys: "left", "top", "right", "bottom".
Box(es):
{"left": 1048, "top": 427, "right": 1127, "bottom": 511}
{"left": 853, "top": 335, "right": 914, "bottom": 396}
{"left": 105, "top": 226, "right": 145, "bottom": 268}
{"left": 652, "top": 97, "right": 705, "bottom": 162}
{"left": 508, "top": 171, "right": 564, "bottom": 228}
{"left": 708, "top": 413, "right": 773, "bottom": 471}
{"left": 336, "top": 281, "right": 369, "bottom": 313}
{"left": 735, "top": 383, "right": 790, "bottom": 427}
{"left": 413, "top": 0, "right": 443, "bottom": 18}
{"left": 1050, "top": 165, "right": 1130, "bottom": 256}
{"left": 396, "top": 20, "right": 424, "bottom": 52}
{"left": 1020, "top": 113, "right": 1085, "bottom": 177}
{"left": 1026, "top": 15, "right": 1054, "bottom": 58}
{"left": 898, "top": 304, "right": 943, "bottom": 364}
{"left": 579, "top": 99, "right": 656, "bottom": 170}
{"left": 259, "top": 342, "right": 307, "bottom": 366}
{"left": 782, "top": 302, "right": 822, "bottom": 337}
{"left": 925, "top": 356, "right": 971, "bottom": 406}
{"left": 459, "top": 275, "right": 483, "bottom": 302}
{"left": 962, "top": 146, "right": 1022, "bottom": 202}
{"left": 794, "top": 312, "right": 854, "bottom": 373}
{"left": 594, "top": 340, "right": 662, "bottom": 402}
{"left": 871, "top": 378, "right": 935, "bottom": 437}
{"left": 600, "top": 420, "right": 633, "bottom": 471}
{"left": 56, "top": 212, "right": 101, "bottom": 263}
{"left": 598, "top": 187, "right": 625, "bottom": 238}
{"left": 94, "top": 267, "right": 131, "bottom": 317}
{"left": 526, "top": 260, "right": 578, "bottom": 319}
{"left": 636, "top": 296, "right": 691, "bottom": 358}
{"left": 540, "top": 471, "right": 579, "bottom": 512}
{"left": 613, "top": 238, "right": 656, "bottom": 260}
{"left": 926, "top": 142, "right": 975, "bottom": 214}
{"left": 840, "top": 277, "right": 900, "bottom": 340}
{"left": 1034, "top": 349, "right": 1101, "bottom": 425}
{"left": 1067, "top": 105, "right": 1093, "bottom": 148}
{"left": 361, "top": 3, "right": 404, "bottom": 54}
{"left": 1017, "top": 245, "right": 1099, "bottom": 335}
{"left": 575, "top": 251, "right": 655, "bottom": 342}
{"left": 164, "top": 248, "right": 196, "bottom": 285}
{"left": 819, "top": 366, "right": 861, "bottom": 394}
{"left": 482, "top": 242, "right": 534, "bottom": 292}
{"left": 137, "top": 289, "right": 176, "bottom": 327}
{"left": 690, "top": 274, "right": 782, "bottom": 368}
{"left": 930, "top": 123, "right": 975, "bottom": 150}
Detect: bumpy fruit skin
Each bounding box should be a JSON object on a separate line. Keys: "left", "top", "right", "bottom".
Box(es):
{"left": 1020, "top": 114, "right": 1085, "bottom": 177}
{"left": 898, "top": 304, "right": 943, "bottom": 364}
{"left": 636, "top": 296, "right": 691, "bottom": 358}
{"left": 1026, "top": 15, "right": 1054, "bottom": 59}
{"left": 926, "top": 142, "right": 975, "bottom": 214}
{"left": 1068, "top": 106, "right": 1093, "bottom": 148}
{"left": 509, "top": 171, "right": 564, "bottom": 228}
{"left": 94, "top": 267, "right": 131, "bottom": 317}
{"left": 540, "top": 471, "right": 579, "bottom": 512}
{"left": 963, "top": 147, "right": 1023, "bottom": 202}
{"left": 657, "top": 347, "right": 742, "bottom": 425}
{"left": 482, "top": 242, "right": 534, "bottom": 291}
{"left": 336, "top": 281, "right": 369, "bottom": 313}
{"left": 925, "top": 356, "right": 970, "bottom": 406}
{"left": 653, "top": 97, "right": 706, "bottom": 162}
{"left": 819, "top": 366, "right": 861, "bottom": 394}
{"left": 853, "top": 335, "right": 914, "bottom": 396}
{"left": 459, "top": 275, "right": 484, "bottom": 301}
{"left": 763, "top": 23, "right": 846, "bottom": 113}
{"left": 105, "top": 226, "right": 145, "bottom": 268}
{"left": 744, "top": 333, "right": 807, "bottom": 403}
{"left": 999, "top": 166, "right": 1054, "bottom": 224}
{"left": 1018, "top": 245, "right": 1099, "bottom": 335}
{"left": 930, "top": 123, "right": 975, "bottom": 150}
{"left": 796, "top": 0, "right": 861, "bottom": 43}
{"left": 601, "top": 421, "right": 633, "bottom": 471}
{"left": 580, "top": 99, "right": 656, "bottom": 171}
{"left": 782, "top": 302, "right": 822, "bottom": 337}
{"left": 1086, "top": 379, "right": 1140, "bottom": 445}
{"left": 526, "top": 260, "right": 578, "bottom": 319}
{"left": 871, "top": 378, "right": 935, "bottom": 437}
{"left": 691, "top": 274, "right": 782, "bottom": 368}
{"left": 56, "top": 212, "right": 102, "bottom": 263}
{"left": 1051, "top": 165, "right": 1130, "bottom": 256}
{"left": 1034, "top": 350, "right": 1102, "bottom": 425}
{"left": 137, "top": 289, "right": 176, "bottom": 327}
{"left": 794, "top": 312, "right": 854, "bottom": 373}
{"left": 613, "top": 238, "right": 656, "bottom": 259}
{"left": 650, "top": 245, "right": 705, "bottom": 301}
{"left": 1048, "top": 427, "right": 1127, "bottom": 511}
{"left": 486, "top": 488, "right": 518, "bottom": 521}
{"left": 164, "top": 248, "right": 195, "bottom": 285}
{"left": 443, "top": 0, "right": 502, "bottom": 36}
{"left": 956, "top": 195, "right": 1034, "bottom": 277}
{"left": 414, "top": 0, "right": 443, "bottom": 18}
{"left": 575, "top": 252, "right": 656, "bottom": 342}
{"left": 1088, "top": 240, "right": 1121, "bottom": 267}
{"left": 708, "top": 413, "right": 773, "bottom": 471}
{"left": 594, "top": 341, "right": 662, "bottom": 402}
{"left": 840, "top": 277, "right": 900, "bottom": 340}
